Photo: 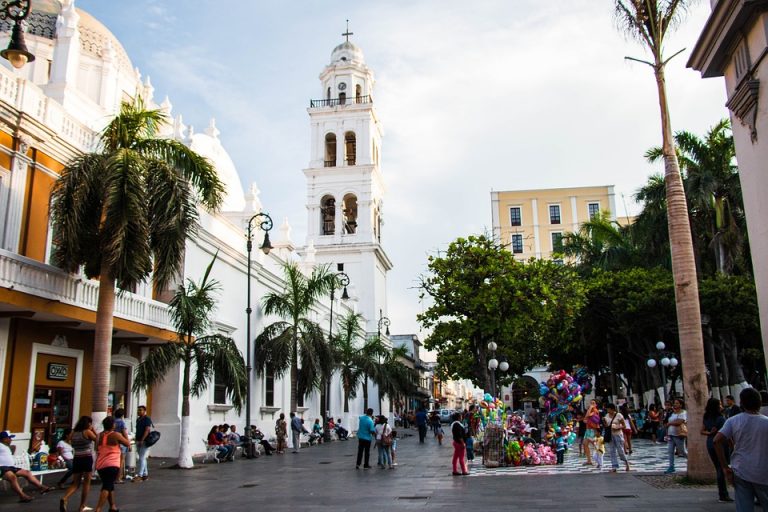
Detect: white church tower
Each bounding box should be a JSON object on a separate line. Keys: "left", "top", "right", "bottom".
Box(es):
{"left": 302, "top": 29, "right": 393, "bottom": 344}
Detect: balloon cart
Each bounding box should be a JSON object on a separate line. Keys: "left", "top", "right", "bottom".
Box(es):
{"left": 482, "top": 424, "right": 504, "bottom": 468}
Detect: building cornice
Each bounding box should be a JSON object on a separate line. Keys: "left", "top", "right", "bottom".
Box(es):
{"left": 688, "top": 0, "right": 768, "bottom": 77}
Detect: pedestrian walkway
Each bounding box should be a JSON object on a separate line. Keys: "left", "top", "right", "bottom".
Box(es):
{"left": 470, "top": 438, "right": 687, "bottom": 476}
{"left": 0, "top": 428, "right": 729, "bottom": 512}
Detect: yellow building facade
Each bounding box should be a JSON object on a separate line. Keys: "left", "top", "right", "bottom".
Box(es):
{"left": 490, "top": 185, "right": 618, "bottom": 260}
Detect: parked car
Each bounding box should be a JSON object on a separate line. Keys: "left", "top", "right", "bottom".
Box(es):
{"left": 439, "top": 409, "right": 453, "bottom": 423}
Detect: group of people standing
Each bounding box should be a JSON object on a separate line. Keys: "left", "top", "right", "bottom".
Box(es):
{"left": 354, "top": 408, "right": 397, "bottom": 469}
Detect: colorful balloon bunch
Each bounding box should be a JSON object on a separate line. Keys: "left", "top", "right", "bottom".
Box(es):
{"left": 573, "top": 366, "right": 593, "bottom": 396}
{"left": 479, "top": 393, "right": 505, "bottom": 426}
{"left": 505, "top": 439, "right": 523, "bottom": 466}
{"left": 540, "top": 369, "right": 588, "bottom": 445}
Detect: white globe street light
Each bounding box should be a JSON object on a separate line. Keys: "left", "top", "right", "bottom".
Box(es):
{"left": 488, "top": 358, "right": 499, "bottom": 370}
{"left": 670, "top": 357, "right": 679, "bottom": 367}
{"left": 499, "top": 361, "right": 509, "bottom": 372}
{"left": 487, "top": 341, "right": 497, "bottom": 351}
{"left": 661, "top": 357, "right": 671, "bottom": 367}
{"left": 647, "top": 359, "right": 657, "bottom": 368}
{"left": 656, "top": 341, "right": 666, "bottom": 351}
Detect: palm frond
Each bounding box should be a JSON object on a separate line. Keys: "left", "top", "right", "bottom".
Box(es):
{"left": 192, "top": 334, "right": 247, "bottom": 412}
{"left": 254, "top": 321, "right": 294, "bottom": 376}
{"left": 132, "top": 342, "right": 184, "bottom": 392}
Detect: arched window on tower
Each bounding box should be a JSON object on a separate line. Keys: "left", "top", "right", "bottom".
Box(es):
{"left": 321, "top": 195, "right": 336, "bottom": 235}
{"left": 342, "top": 194, "right": 358, "bottom": 234}
{"left": 324, "top": 133, "right": 337, "bottom": 167}
{"left": 344, "top": 132, "right": 356, "bottom": 166}
{"left": 339, "top": 92, "right": 346, "bottom": 105}
{"left": 355, "top": 84, "right": 362, "bottom": 103}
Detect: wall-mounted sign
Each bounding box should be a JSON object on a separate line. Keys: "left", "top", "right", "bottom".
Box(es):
{"left": 47, "top": 363, "right": 68, "bottom": 380}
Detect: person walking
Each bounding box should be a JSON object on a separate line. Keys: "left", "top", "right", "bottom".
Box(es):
{"left": 275, "top": 413, "right": 287, "bottom": 454}
{"left": 113, "top": 409, "right": 129, "bottom": 483}
{"left": 723, "top": 395, "right": 742, "bottom": 419}
{"left": 620, "top": 404, "right": 637, "bottom": 455}
{"left": 647, "top": 404, "right": 661, "bottom": 444}
{"left": 603, "top": 403, "right": 630, "bottom": 472}
{"left": 134, "top": 405, "right": 153, "bottom": 481}
{"left": 415, "top": 408, "right": 428, "bottom": 443}
{"left": 450, "top": 413, "right": 468, "bottom": 475}
{"left": 701, "top": 398, "right": 732, "bottom": 503}
{"left": 93, "top": 416, "right": 130, "bottom": 512}
{"left": 61, "top": 416, "right": 97, "bottom": 512}
{"left": 356, "top": 408, "right": 376, "bottom": 469}
{"left": 664, "top": 398, "right": 688, "bottom": 474}
{"left": 375, "top": 416, "right": 393, "bottom": 469}
{"left": 714, "top": 387, "right": 768, "bottom": 511}
{"left": 290, "top": 412, "right": 307, "bottom": 453}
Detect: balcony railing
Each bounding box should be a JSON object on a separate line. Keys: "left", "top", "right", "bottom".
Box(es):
{"left": 310, "top": 95, "right": 372, "bottom": 108}
{"left": 0, "top": 249, "right": 172, "bottom": 330}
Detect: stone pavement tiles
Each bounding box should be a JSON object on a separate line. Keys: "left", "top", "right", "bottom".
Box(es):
{"left": 0, "top": 430, "right": 746, "bottom": 511}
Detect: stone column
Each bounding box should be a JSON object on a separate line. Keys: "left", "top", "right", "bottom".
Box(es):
{"left": 3, "top": 138, "right": 32, "bottom": 253}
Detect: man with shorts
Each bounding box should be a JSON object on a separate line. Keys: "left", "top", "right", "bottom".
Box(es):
{"left": 0, "top": 431, "right": 52, "bottom": 502}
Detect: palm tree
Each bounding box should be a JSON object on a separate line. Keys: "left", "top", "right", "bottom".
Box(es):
{"left": 254, "top": 262, "right": 337, "bottom": 412}
{"left": 132, "top": 255, "right": 246, "bottom": 468}
{"left": 646, "top": 119, "right": 744, "bottom": 275}
{"left": 330, "top": 312, "right": 367, "bottom": 413}
{"left": 50, "top": 99, "right": 223, "bottom": 422}
{"left": 614, "top": 0, "right": 709, "bottom": 479}
{"left": 633, "top": 174, "right": 672, "bottom": 268}
{"left": 357, "top": 335, "right": 388, "bottom": 411}
{"left": 377, "top": 345, "right": 417, "bottom": 411}
{"left": 559, "top": 212, "right": 640, "bottom": 272}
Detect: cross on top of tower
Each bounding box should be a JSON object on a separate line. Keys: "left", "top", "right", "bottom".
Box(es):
{"left": 342, "top": 19, "right": 353, "bottom": 42}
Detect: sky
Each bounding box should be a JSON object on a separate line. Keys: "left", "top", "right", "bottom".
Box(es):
{"left": 75, "top": 0, "right": 729, "bottom": 341}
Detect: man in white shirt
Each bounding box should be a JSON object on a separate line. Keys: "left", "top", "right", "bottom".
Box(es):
{"left": 0, "top": 431, "right": 52, "bottom": 503}
{"left": 714, "top": 388, "right": 768, "bottom": 511}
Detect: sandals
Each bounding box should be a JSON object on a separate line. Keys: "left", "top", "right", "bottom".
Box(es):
{"left": 40, "top": 485, "right": 53, "bottom": 494}
{"left": 19, "top": 494, "right": 34, "bottom": 503}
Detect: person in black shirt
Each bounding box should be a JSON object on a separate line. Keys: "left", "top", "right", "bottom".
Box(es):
{"left": 450, "top": 413, "right": 468, "bottom": 476}
{"left": 723, "top": 395, "right": 741, "bottom": 418}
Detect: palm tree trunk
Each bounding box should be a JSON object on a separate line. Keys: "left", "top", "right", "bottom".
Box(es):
{"left": 363, "top": 374, "right": 369, "bottom": 411}
{"left": 178, "top": 351, "right": 193, "bottom": 468}
{"left": 343, "top": 377, "right": 350, "bottom": 413}
{"left": 92, "top": 265, "right": 116, "bottom": 426}
{"left": 290, "top": 334, "right": 298, "bottom": 413}
{"left": 654, "top": 63, "right": 710, "bottom": 480}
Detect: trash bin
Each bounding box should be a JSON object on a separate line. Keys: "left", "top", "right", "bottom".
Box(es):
{"left": 126, "top": 441, "right": 137, "bottom": 472}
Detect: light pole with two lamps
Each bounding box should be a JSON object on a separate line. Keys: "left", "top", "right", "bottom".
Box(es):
{"left": 486, "top": 342, "right": 509, "bottom": 399}
{"left": 376, "top": 311, "right": 390, "bottom": 413}
{"left": 244, "top": 212, "right": 273, "bottom": 438}
{"left": 1, "top": 0, "right": 35, "bottom": 69}
{"left": 646, "top": 341, "right": 679, "bottom": 403}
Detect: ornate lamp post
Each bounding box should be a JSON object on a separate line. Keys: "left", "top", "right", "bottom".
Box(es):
{"left": 487, "top": 341, "right": 498, "bottom": 398}
{"left": 377, "top": 311, "right": 390, "bottom": 338}
{"left": 325, "top": 270, "right": 349, "bottom": 431}
{"left": 1, "top": 1, "right": 35, "bottom": 69}
{"left": 245, "top": 212, "right": 273, "bottom": 435}
{"left": 646, "top": 341, "right": 679, "bottom": 403}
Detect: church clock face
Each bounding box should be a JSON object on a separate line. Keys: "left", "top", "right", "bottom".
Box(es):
{"left": 338, "top": 82, "right": 347, "bottom": 91}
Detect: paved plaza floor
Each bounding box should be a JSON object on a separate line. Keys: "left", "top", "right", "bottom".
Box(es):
{"left": 1, "top": 427, "right": 751, "bottom": 511}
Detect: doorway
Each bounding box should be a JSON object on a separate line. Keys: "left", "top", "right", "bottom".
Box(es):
{"left": 30, "top": 387, "right": 73, "bottom": 447}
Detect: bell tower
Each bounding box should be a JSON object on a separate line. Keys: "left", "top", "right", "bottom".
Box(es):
{"left": 302, "top": 28, "right": 392, "bottom": 337}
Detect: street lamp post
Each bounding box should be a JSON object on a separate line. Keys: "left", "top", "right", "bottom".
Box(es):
{"left": 1, "top": 1, "right": 35, "bottom": 69}
{"left": 646, "top": 341, "right": 679, "bottom": 403}
{"left": 376, "top": 310, "right": 390, "bottom": 413}
{"left": 325, "top": 270, "right": 349, "bottom": 434}
{"left": 245, "top": 212, "right": 273, "bottom": 437}
{"left": 487, "top": 341, "right": 498, "bottom": 398}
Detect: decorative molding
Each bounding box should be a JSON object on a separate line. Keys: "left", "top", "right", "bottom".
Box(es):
{"left": 207, "top": 404, "right": 234, "bottom": 413}
{"left": 118, "top": 344, "right": 131, "bottom": 356}
{"left": 259, "top": 406, "right": 281, "bottom": 419}
{"left": 726, "top": 78, "right": 760, "bottom": 143}
{"left": 51, "top": 335, "right": 68, "bottom": 348}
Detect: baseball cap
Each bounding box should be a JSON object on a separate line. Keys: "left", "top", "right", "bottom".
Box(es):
{"left": 0, "top": 431, "right": 15, "bottom": 440}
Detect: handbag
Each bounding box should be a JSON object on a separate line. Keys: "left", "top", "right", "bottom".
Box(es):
{"left": 144, "top": 430, "right": 161, "bottom": 448}
{"left": 677, "top": 422, "right": 688, "bottom": 437}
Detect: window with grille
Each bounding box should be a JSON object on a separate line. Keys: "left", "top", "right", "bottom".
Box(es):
{"left": 265, "top": 368, "right": 275, "bottom": 407}
{"left": 213, "top": 372, "right": 227, "bottom": 404}
{"left": 734, "top": 41, "right": 751, "bottom": 81}
{"left": 549, "top": 205, "right": 561, "bottom": 224}
{"left": 511, "top": 234, "right": 523, "bottom": 254}
{"left": 509, "top": 207, "right": 521, "bottom": 227}
{"left": 588, "top": 203, "right": 600, "bottom": 220}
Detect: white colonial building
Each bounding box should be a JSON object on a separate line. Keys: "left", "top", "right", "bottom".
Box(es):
{"left": 0, "top": 0, "right": 389, "bottom": 459}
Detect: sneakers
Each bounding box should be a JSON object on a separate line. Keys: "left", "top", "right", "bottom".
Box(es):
{"left": 664, "top": 468, "right": 675, "bottom": 474}
{"left": 718, "top": 497, "right": 734, "bottom": 503}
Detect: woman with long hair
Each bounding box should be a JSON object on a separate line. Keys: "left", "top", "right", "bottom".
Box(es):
{"left": 94, "top": 416, "right": 130, "bottom": 511}
{"left": 60, "top": 416, "right": 97, "bottom": 512}
{"left": 701, "top": 398, "right": 732, "bottom": 502}
{"left": 647, "top": 404, "right": 661, "bottom": 444}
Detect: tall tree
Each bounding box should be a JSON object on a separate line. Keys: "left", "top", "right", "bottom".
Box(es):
{"left": 132, "top": 256, "right": 246, "bottom": 468}
{"left": 254, "top": 262, "right": 336, "bottom": 412}
{"left": 357, "top": 335, "right": 388, "bottom": 411}
{"left": 559, "top": 212, "right": 642, "bottom": 272}
{"left": 330, "top": 312, "right": 367, "bottom": 413}
{"left": 50, "top": 99, "right": 223, "bottom": 422}
{"left": 419, "top": 235, "right": 585, "bottom": 389}
{"left": 614, "top": 0, "right": 709, "bottom": 478}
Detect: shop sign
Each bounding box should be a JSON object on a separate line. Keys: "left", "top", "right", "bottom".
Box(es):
{"left": 47, "top": 363, "right": 68, "bottom": 380}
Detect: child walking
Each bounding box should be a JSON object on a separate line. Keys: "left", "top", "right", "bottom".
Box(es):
{"left": 390, "top": 430, "right": 398, "bottom": 466}
{"left": 555, "top": 431, "right": 566, "bottom": 464}
{"left": 593, "top": 433, "right": 605, "bottom": 469}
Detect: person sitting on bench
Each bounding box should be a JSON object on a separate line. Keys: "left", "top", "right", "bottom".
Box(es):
{"left": 0, "top": 431, "right": 52, "bottom": 503}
